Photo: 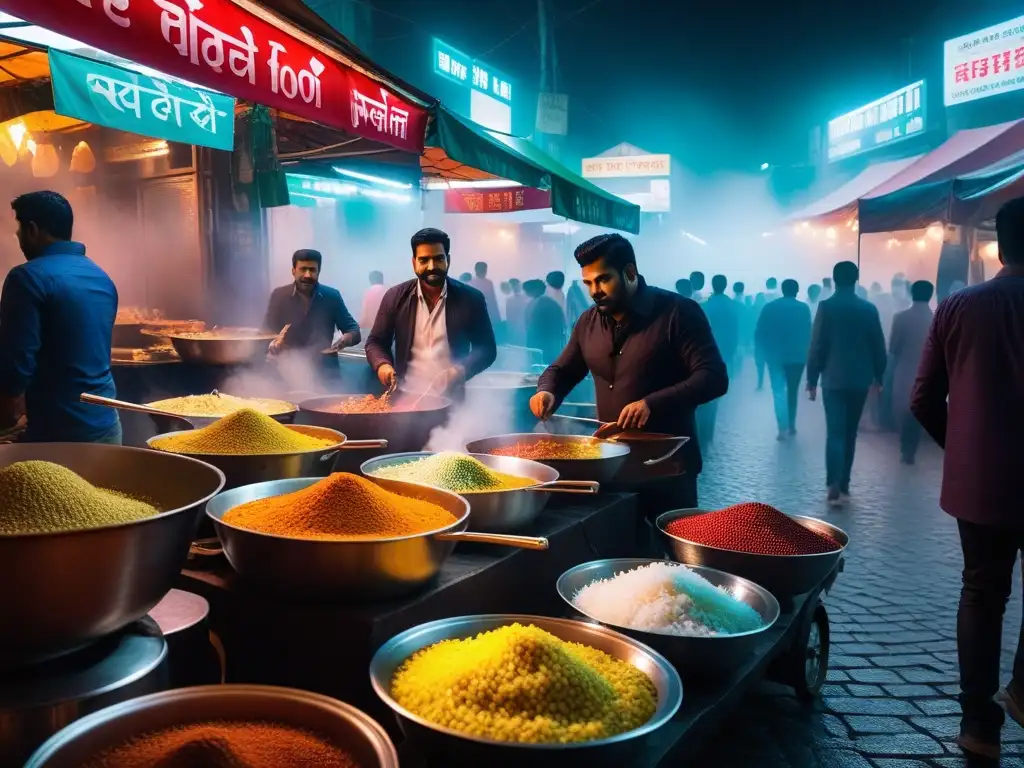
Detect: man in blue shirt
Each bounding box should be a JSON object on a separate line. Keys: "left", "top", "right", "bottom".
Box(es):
{"left": 756, "top": 278, "right": 812, "bottom": 441}
{"left": 0, "top": 191, "right": 120, "bottom": 443}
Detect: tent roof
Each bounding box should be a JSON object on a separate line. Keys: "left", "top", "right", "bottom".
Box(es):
{"left": 787, "top": 156, "right": 920, "bottom": 222}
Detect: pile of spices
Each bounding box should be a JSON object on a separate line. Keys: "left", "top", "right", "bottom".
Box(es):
{"left": 148, "top": 392, "right": 295, "bottom": 418}
{"left": 368, "top": 452, "right": 534, "bottom": 493}
{"left": 223, "top": 472, "right": 456, "bottom": 540}
{"left": 0, "top": 461, "right": 157, "bottom": 535}
{"left": 170, "top": 328, "right": 276, "bottom": 340}
{"left": 391, "top": 623, "right": 656, "bottom": 744}
{"left": 488, "top": 438, "right": 603, "bottom": 461}
{"left": 665, "top": 502, "right": 841, "bottom": 556}
{"left": 151, "top": 409, "right": 336, "bottom": 455}
{"left": 82, "top": 720, "right": 360, "bottom": 768}
{"left": 573, "top": 562, "right": 764, "bottom": 637}
{"left": 326, "top": 394, "right": 393, "bottom": 414}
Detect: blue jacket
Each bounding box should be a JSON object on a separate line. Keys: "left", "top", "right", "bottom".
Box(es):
{"left": 755, "top": 296, "right": 812, "bottom": 366}
{"left": 0, "top": 242, "right": 119, "bottom": 441}
{"left": 806, "top": 288, "right": 887, "bottom": 391}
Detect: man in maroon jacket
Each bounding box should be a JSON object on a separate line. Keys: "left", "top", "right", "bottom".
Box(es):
{"left": 912, "top": 196, "right": 1024, "bottom": 761}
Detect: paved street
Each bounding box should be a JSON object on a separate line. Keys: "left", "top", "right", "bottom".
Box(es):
{"left": 693, "top": 365, "right": 1023, "bottom": 767}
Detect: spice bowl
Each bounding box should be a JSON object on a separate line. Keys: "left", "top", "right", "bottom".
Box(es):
{"left": 25, "top": 684, "right": 399, "bottom": 768}
{"left": 360, "top": 452, "right": 599, "bottom": 533}
{"left": 656, "top": 509, "right": 849, "bottom": 600}
{"left": 466, "top": 433, "right": 631, "bottom": 483}
{"left": 556, "top": 558, "right": 781, "bottom": 680}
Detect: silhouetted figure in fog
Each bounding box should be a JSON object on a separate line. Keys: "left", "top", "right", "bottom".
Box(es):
{"left": 546, "top": 271, "right": 567, "bottom": 317}
{"left": 470, "top": 261, "right": 502, "bottom": 330}
{"left": 806, "top": 261, "right": 886, "bottom": 506}
{"left": 764, "top": 276, "right": 780, "bottom": 303}
{"left": 697, "top": 275, "right": 739, "bottom": 445}
{"left": 523, "top": 279, "right": 565, "bottom": 364}
{"left": 567, "top": 279, "right": 588, "bottom": 323}
{"left": 360, "top": 270, "right": 387, "bottom": 330}
{"left": 505, "top": 278, "right": 529, "bottom": 345}
{"left": 756, "top": 279, "right": 812, "bottom": 441}
{"left": 911, "top": 197, "right": 1024, "bottom": 762}
{"left": 458, "top": 272, "right": 472, "bottom": 282}
{"left": 734, "top": 281, "right": 753, "bottom": 360}
{"left": 752, "top": 292, "right": 767, "bottom": 390}
{"left": 889, "top": 280, "right": 933, "bottom": 464}
{"left": 807, "top": 283, "right": 822, "bottom": 315}
{"left": 675, "top": 278, "right": 693, "bottom": 299}
{"left": 821, "top": 276, "right": 834, "bottom": 300}
{"left": 689, "top": 271, "right": 705, "bottom": 302}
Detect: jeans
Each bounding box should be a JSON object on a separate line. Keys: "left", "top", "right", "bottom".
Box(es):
{"left": 899, "top": 411, "right": 922, "bottom": 461}
{"left": 768, "top": 363, "right": 804, "bottom": 432}
{"left": 822, "top": 388, "right": 868, "bottom": 492}
{"left": 956, "top": 519, "right": 1024, "bottom": 740}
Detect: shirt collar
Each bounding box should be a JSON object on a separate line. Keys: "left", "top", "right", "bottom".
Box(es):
{"left": 292, "top": 282, "right": 321, "bottom": 300}
{"left": 628, "top": 276, "right": 654, "bottom": 317}
{"left": 416, "top": 279, "right": 448, "bottom": 304}
{"left": 39, "top": 241, "right": 85, "bottom": 257}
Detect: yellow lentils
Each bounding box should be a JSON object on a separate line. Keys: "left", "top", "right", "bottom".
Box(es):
{"left": 148, "top": 392, "right": 295, "bottom": 418}
{"left": 0, "top": 461, "right": 158, "bottom": 535}
{"left": 368, "top": 452, "right": 534, "bottom": 494}
{"left": 223, "top": 472, "right": 457, "bottom": 539}
{"left": 151, "top": 409, "right": 336, "bottom": 455}
{"left": 390, "top": 623, "right": 657, "bottom": 744}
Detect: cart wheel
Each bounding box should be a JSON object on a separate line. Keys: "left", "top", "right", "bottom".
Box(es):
{"left": 792, "top": 602, "right": 830, "bottom": 701}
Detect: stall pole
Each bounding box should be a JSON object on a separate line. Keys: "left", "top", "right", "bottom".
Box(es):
{"left": 856, "top": 232, "right": 862, "bottom": 269}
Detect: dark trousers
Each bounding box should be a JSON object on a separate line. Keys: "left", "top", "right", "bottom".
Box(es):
{"left": 899, "top": 411, "right": 922, "bottom": 460}
{"left": 768, "top": 362, "right": 804, "bottom": 432}
{"left": 956, "top": 519, "right": 1024, "bottom": 740}
{"left": 822, "top": 388, "right": 869, "bottom": 492}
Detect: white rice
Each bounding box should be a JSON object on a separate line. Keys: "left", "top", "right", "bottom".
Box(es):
{"left": 572, "top": 562, "right": 764, "bottom": 637}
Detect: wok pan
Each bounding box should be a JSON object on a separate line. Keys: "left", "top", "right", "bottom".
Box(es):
{"left": 299, "top": 393, "right": 452, "bottom": 453}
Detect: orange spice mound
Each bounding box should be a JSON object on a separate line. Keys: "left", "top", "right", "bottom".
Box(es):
{"left": 82, "top": 720, "right": 360, "bottom": 768}
{"left": 223, "top": 472, "right": 457, "bottom": 540}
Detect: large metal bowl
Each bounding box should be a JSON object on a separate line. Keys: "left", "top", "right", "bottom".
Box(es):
{"left": 299, "top": 392, "right": 453, "bottom": 453}
{"left": 360, "top": 452, "right": 599, "bottom": 533}
{"left": 145, "top": 395, "right": 298, "bottom": 433}
{"left": 165, "top": 331, "right": 277, "bottom": 366}
{"left": 466, "top": 433, "right": 631, "bottom": 483}
{"left": 0, "top": 443, "right": 225, "bottom": 666}
{"left": 147, "top": 424, "right": 386, "bottom": 490}
{"left": 657, "top": 509, "right": 849, "bottom": 599}
{"left": 25, "top": 685, "right": 399, "bottom": 768}
{"left": 369, "top": 614, "right": 683, "bottom": 767}
{"left": 556, "top": 559, "right": 780, "bottom": 680}
{"left": 207, "top": 476, "right": 546, "bottom": 599}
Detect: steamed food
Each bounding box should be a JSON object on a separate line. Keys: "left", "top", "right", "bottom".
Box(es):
{"left": 367, "top": 452, "right": 534, "bottom": 493}
{"left": 151, "top": 409, "right": 336, "bottom": 455}
{"left": 0, "top": 460, "right": 157, "bottom": 535}
{"left": 148, "top": 392, "right": 295, "bottom": 418}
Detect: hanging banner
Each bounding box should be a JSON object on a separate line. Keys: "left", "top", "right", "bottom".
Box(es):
{"left": 6, "top": 1, "right": 428, "bottom": 153}
{"left": 49, "top": 49, "right": 236, "bottom": 150}
{"left": 444, "top": 186, "right": 550, "bottom": 214}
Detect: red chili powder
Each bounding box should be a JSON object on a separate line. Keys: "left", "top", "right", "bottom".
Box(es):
{"left": 665, "top": 502, "right": 841, "bottom": 556}
{"left": 82, "top": 721, "right": 362, "bottom": 768}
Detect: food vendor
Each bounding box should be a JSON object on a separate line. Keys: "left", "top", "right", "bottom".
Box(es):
{"left": 0, "top": 191, "right": 122, "bottom": 443}
{"left": 264, "top": 249, "right": 360, "bottom": 356}
{"left": 365, "top": 228, "right": 496, "bottom": 395}
{"left": 529, "top": 233, "right": 728, "bottom": 509}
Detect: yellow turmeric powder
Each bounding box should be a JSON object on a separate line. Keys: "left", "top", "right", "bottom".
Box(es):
{"left": 151, "top": 409, "right": 337, "bottom": 455}
{"left": 222, "top": 472, "right": 458, "bottom": 539}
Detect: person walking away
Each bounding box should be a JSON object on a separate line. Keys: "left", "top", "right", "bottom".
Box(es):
{"left": 566, "top": 279, "right": 588, "bottom": 324}
{"left": 531, "top": 234, "right": 727, "bottom": 514}
{"left": 756, "top": 279, "right": 812, "bottom": 441}
{"left": 807, "top": 283, "right": 822, "bottom": 315}
{"left": 505, "top": 278, "right": 529, "bottom": 345}
{"left": 365, "top": 228, "right": 496, "bottom": 397}
{"left": 523, "top": 279, "right": 565, "bottom": 364}
{"left": 821, "top": 277, "right": 834, "bottom": 300}
{"left": 890, "top": 280, "right": 933, "bottom": 464}
{"left": 675, "top": 278, "right": 693, "bottom": 299}
{"left": 764, "top": 277, "right": 780, "bottom": 303}
{"left": 546, "top": 271, "right": 567, "bottom": 316}
{"left": 733, "top": 281, "right": 752, "bottom": 369}
{"left": 697, "top": 275, "right": 739, "bottom": 446}
{"left": 360, "top": 270, "right": 387, "bottom": 330}
{"left": 0, "top": 191, "right": 121, "bottom": 444}
{"left": 911, "top": 197, "right": 1024, "bottom": 763}
{"left": 752, "top": 292, "right": 768, "bottom": 390}
{"left": 689, "top": 271, "right": 706, "bottom": 302}
{"left": 806, "top": 261, "right": 886, "bottom": 506}
{"left": 470, "top": 261, "right": 502, "bottom": 331}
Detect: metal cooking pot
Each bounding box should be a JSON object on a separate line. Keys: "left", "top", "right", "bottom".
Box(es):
{"left": 299, "top": 392, "right": 453, "bottom": 453}
{"left": 0, "top": 443, "right": 225, "bottom": 665}
{"left": 206, "top": 476, "right": 548, "bottom": 599}
{"left": 147, "top": 425, "right": 386, "bottom": 490}
{"left": 360, "top": 452, "right": 599, "bottom": 533}
{"left": 165, "top": 332, "right": 277, "bottom": 366}
{"left": 26, "top": 685, "right": 399, "bottom": 768}
{"left": 465, "top": 433, "right": 630, "bottom": 484}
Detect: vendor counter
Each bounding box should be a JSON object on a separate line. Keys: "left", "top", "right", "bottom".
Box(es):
{"left": 178, "top": 493, "right": 643, "bottom": 730}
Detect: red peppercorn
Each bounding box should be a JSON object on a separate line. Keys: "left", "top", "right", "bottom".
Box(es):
{"left": 665, "top": 502, "right": 840, "bottom": 556}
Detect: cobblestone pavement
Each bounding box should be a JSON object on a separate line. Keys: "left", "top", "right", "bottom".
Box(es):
{"left": 692, "top": 365, "right": 1023, "bottom": 767}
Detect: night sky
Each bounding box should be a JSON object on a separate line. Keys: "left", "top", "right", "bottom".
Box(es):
{"left": 365, "top": 0, "right": 1023, "bottom": 173}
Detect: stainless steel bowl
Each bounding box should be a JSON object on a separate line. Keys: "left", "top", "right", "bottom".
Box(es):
{"left": 26, "top": 685, "right": 399, "bottom": 768}
{"left": 466, "top": 433, "right": 631, "bottom": 484}
{"left": 656, "top": 509, "right": 849, "bottom": 599}
{"left": 147, "top": 425, "right": 387, "bottom": 490}
{"left": 360, "top": 452, "right": 598, "bottom": 533}
{"left": 556, "top": 559, "right": 780, "bottom": 680}
{"left": 165, "top": 332, "right": 277, "bottom": 366}
{"left": 0, "top": 443, "right": 225, "bottom": 665}
{"left": 206, "top": 476, "right": 548, "bottom": 599}
{"left": 299, "top": 393, "right": 453, "bottom": 453}
{"left": 369, "top": 614, "right": 683, "bottom": 767}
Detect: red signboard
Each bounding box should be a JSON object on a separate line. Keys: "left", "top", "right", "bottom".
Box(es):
{"left": 444, "top": 186, "right": 551, "bottom": 214}
{"left": 8, "top": 0, "right": 428, "bottom": 153}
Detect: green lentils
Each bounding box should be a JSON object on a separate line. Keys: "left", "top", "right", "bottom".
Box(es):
{"left": 369, "top": 451, "right": 535, "bottom": 494}
{"left": 0, "top": 461, "right": 158, "bottom": 535}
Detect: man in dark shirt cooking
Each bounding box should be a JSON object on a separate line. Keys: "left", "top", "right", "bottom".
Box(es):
{"left": 264, "top": 249, "right": 360, "bottom": 355}
{"left": 531, "top": 234, "right": 729, "bottom": 509}
{"left": 0, "top": 191, "right": 120, "bottom": 443}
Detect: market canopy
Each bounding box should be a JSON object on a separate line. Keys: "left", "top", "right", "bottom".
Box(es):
{"left": 786, "top": 156, "right": 921, "bottom": 225}
{"left": 427, "top": 106, "right": 641, "bottom": 234}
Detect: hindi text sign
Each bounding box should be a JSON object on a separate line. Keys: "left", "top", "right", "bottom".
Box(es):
{"left": 444, "top": 186, "right": 550, "bottom": 214}
{"left": 944, "top": 14, "right": 1024, "bottom": 106}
